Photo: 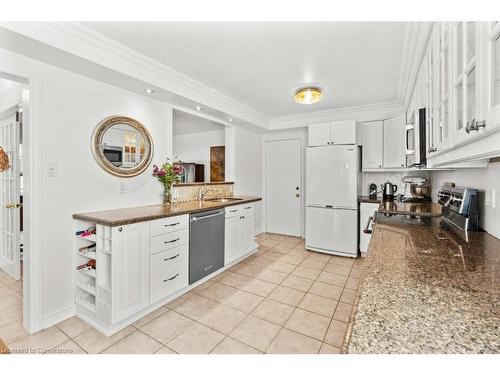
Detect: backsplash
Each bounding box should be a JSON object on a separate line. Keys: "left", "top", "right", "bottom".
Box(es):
{"left": 172, "top": 183, "right": 233, "bottom": 202}
{"left": 361, "top": 171, "right": 431, "bottom": 196}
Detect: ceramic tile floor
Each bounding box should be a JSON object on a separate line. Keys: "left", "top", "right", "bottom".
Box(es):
{"left": 0, "top": 233, "right": 367, "bottom": 354}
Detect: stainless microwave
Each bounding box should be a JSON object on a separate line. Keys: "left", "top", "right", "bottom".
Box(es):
{"left": 405, "top": 108, "right": 426, "bottom": 168}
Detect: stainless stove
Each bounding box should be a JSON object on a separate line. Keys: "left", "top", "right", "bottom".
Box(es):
{"left": 437, "top": 186, "right": 479, "bottom": 231}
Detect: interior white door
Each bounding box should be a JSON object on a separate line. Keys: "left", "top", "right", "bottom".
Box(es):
{"left": 306, "top": 145, "right": 358, "bottom": 209}
{"left": 0, "top": 109, "right": 21, "bottom": 280}
{"left": 265, "top": 139, "right": 302, "bottom": 237}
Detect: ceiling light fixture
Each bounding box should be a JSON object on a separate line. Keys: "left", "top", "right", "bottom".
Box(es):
{"left": 228, "top": 118, "right": 233, "bottom": 122}
{"left": 194, "top": 106, "right": 202, "bottom": 111}
{"left": 144, "top": 88, "right": 154, "bottom": 94}
{"left": 294, "top": 87, "right": 323, "bottom": 105}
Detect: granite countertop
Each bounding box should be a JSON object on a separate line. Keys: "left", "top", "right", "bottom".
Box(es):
{"left": 73, "top": 196, "right": 261, "bottom": 226}
{"left": 344, "top": 218, "right": 500, "bottom": 353}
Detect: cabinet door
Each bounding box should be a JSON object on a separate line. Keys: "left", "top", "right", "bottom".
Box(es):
{"left": 383, "top": 115, "right": 406, "bottom": 168}
{"left": 308, "top": 122, "right": 331, "bottom": 146}
{"left": 239, "top": 214, "right": 254, "bottom": 257}
{"left": 436, "top": 22, "right": 452, "bottom": 151}
{"left": 331, "top": 120, "right": 357, "bottom": 144}
{"left": 359, "top": 202, "right": 379, "bottom": 253}
{"left": 485, "top": 22, "right": 500, "bottom": 131}
{"left": 361, "top": 121, "right": 383, "bottom": 169}
{"left": 452, "top": 22, "right": 480, "bottom": 146}
{"left": 224, "top": 216, "right": 240, "bottom": 265}
{"left": 112, "top": 223, "right": 150, "bottom": 322}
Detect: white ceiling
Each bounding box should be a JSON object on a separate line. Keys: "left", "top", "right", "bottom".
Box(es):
{"left": 173, "top": 110, "right": 226, "bottom": 136}
{"left": 82, "top": 22, "right": 407, "bottom": 117}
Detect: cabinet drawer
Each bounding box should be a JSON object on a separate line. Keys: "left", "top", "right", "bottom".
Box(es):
{"left": 151, "top": 229, "right": 188, "bottom": 255}
{"left": 150, "top": 261, "right": 188, "bottom": 304}
{"left": 240, "top": 204, "right": 254, "bottom": 217}
{"left": 151, "top": 215, "right": 188, "bottom": 237}
{"left": 151, "top": 244, "right": 188, "bottom": 272}
{"left": 225, "top": 206, "right": 241, "bottom": 218}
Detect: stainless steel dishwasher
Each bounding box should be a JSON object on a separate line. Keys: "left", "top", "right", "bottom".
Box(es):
{"left": 189, "top": 208, "right": 225, "bottom": 284}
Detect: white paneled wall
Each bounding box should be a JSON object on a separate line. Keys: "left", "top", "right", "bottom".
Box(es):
{"left": 431, "top": 163, "right": 500, "bottom": 239}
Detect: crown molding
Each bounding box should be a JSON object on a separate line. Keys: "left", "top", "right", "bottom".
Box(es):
{"left": 269, "top": 100, "right": 404, "bottom": 129}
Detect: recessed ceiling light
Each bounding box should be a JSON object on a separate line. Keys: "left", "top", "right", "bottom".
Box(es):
{"left": 144, "top": 88, "right": 154, "bottom": 94}
{"left": 294, "top": 87, "right": 323, "bottom": 105}
{"left": 228, "top": 118, "right": 233, "bottom": 122}
{"left": 194, "top": 106, "right": 202, "bottom": 111}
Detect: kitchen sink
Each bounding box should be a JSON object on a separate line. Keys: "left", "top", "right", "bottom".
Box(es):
{"left": 206, "top": 197, "right": 243, "bottom": 203}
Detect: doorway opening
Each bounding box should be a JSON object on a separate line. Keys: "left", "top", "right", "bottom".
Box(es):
{"left": 0, "top": 75, "right": 29, "bottom": 346}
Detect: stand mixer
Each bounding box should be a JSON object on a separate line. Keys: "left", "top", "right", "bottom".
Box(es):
{"left": 400, "top": 176, "right": 431, "bottom": 202}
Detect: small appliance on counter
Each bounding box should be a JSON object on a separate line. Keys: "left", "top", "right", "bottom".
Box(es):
{"left": 368, "top": 183, "right": 378, "bottom": 198}
{"left": 437, "top": 185, "right": 479, "bottom": 231}
{"left": 381, "top": 181, "right": 398, "bottom": 200}
{"left": 399, "top": 175, "right": 432, "bottom": 203}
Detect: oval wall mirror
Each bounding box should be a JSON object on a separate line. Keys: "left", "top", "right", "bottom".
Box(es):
{"left": 91, "top": 115, "right": 154, "bottom": 177}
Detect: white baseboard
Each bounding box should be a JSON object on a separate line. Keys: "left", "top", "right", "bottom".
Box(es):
{"left": 42, "top": 305, "right": 75, "bottom": 329}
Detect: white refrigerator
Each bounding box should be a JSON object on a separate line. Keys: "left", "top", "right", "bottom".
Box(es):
{"left": 305, "top": 145, "right": 360, "bottom": 257}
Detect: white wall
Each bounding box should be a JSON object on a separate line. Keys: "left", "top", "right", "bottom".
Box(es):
{"left": 1, "top": 48, "right": 173, "bottom": 326}
{"left": 431, "top": 163, "right": 500, "bottom": 239}
{"left": 173, "top": 130, "right": 225, "bottom": 180}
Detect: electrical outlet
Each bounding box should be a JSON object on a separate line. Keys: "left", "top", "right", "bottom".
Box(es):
{"left": 119, "top": 182, "right": 126, "bottom": 193}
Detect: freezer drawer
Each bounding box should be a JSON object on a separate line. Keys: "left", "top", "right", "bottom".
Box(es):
{"left": 305, "top": 206, "right": 358, "bottom": 256}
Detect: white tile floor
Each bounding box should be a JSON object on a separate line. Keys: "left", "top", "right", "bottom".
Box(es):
{"left": 0, "top": 233, "right": 366, "bottom": 354}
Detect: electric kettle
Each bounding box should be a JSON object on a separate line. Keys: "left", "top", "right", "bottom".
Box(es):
{"left": 381, "top": 181, "right": 398, "bottom": 199}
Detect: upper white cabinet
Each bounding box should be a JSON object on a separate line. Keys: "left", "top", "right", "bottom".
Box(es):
{"left": 383, "top": 115, "right": 406, "bottom": 168}
{"left": 485, "top": 22, "right": 500, "bottom": 132}
{"left": 406, "top": 22, "right": 500, "bottom": 167}
{"left": 308, "top": 120, "right": 358, "bottom": 146}
{"left": 361, "top": 121, "right": 383, "bottom": 169}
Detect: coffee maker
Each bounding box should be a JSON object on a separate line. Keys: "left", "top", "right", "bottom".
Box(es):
{"left": 368, "top": 183, "right": 378, "bottom": 198}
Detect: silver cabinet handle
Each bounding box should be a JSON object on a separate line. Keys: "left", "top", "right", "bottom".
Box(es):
{"left": 229, "top": 209, "right": 238, "bottom": 213}
{"left": 191, "top": 212, "right": 225, "bottom": 222}
{"left": 164, "top": 254, "right": 180, "bottom": 261}
{"left": 164, "top": 238, "right": 180, "bottom": 244}
{"left": 363, "top": 216, "right": 373, "bottom": 234}
{"left": 163, "top": 274, "right": 179, "bottom": 282}
{"left": 164, "top": 222, "right": 180, "bottom": 227}
{"left": 466, "top": 119, "right": 486, "bottom": 133}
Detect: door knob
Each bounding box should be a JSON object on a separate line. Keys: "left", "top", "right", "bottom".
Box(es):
{"left": 5, "top": 203, "right": 22, "bottom": 209}
{"left": 295, "top": 193, "right": 300, "bottom": 197}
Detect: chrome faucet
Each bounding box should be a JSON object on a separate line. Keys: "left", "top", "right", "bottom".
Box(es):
{"left": 198, "top": 186, "right": 216, "bottom": 201}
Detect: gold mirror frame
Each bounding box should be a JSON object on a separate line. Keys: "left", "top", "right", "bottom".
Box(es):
{"left": 91, "top": 115, "right": 154, "bottom": 178}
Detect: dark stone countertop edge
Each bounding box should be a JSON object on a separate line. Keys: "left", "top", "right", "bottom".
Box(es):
{"left": 73, "top": 197, "right": 262, "bottom": 227}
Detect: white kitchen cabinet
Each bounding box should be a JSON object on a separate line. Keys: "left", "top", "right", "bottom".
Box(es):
{"left": 308, "top": 120, "right": 358, "bottom": 146}
{"left": 484, "top": 22, "right": 500, "bottom": 132}
{"left": 308, "top": 122, "right": 332, "bottom": 146}
{"left": 361, "top": 121, "right": 383, "bottom": 169}
{"left": 383, "top": 115, "right": 406, "bottom": 168}
{"left": 359, "top": 202, "right": 379, "bottom": 255}
{"left": 111, "top": 222, "right": 150, "bottom": 323}
{"left": 224, "top": 215, "right": 240, "bottom": 265}
{"left": 224, "top": 203, "right": 256, "bottom": 265}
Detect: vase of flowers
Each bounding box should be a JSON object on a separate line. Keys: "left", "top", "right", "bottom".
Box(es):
{"left": 152, "top": 160, "right": 183, "bottom": 205}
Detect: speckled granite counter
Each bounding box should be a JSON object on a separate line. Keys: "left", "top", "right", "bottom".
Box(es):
{"left": 73, "top": 196, "right": 261, "bottom": 226}
{"left": 344, "top": 219, "right": 500, "bottom": 353}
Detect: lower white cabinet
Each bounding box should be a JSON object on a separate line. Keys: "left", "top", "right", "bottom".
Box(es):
{"left": 359, "top": 202, "right": 379, "bottom": 255}
{"left": 111, "top": 222, "right": 150, "bottom": 323}
{"left": 225, "top": 203, "right": 256, "bottom": 265}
